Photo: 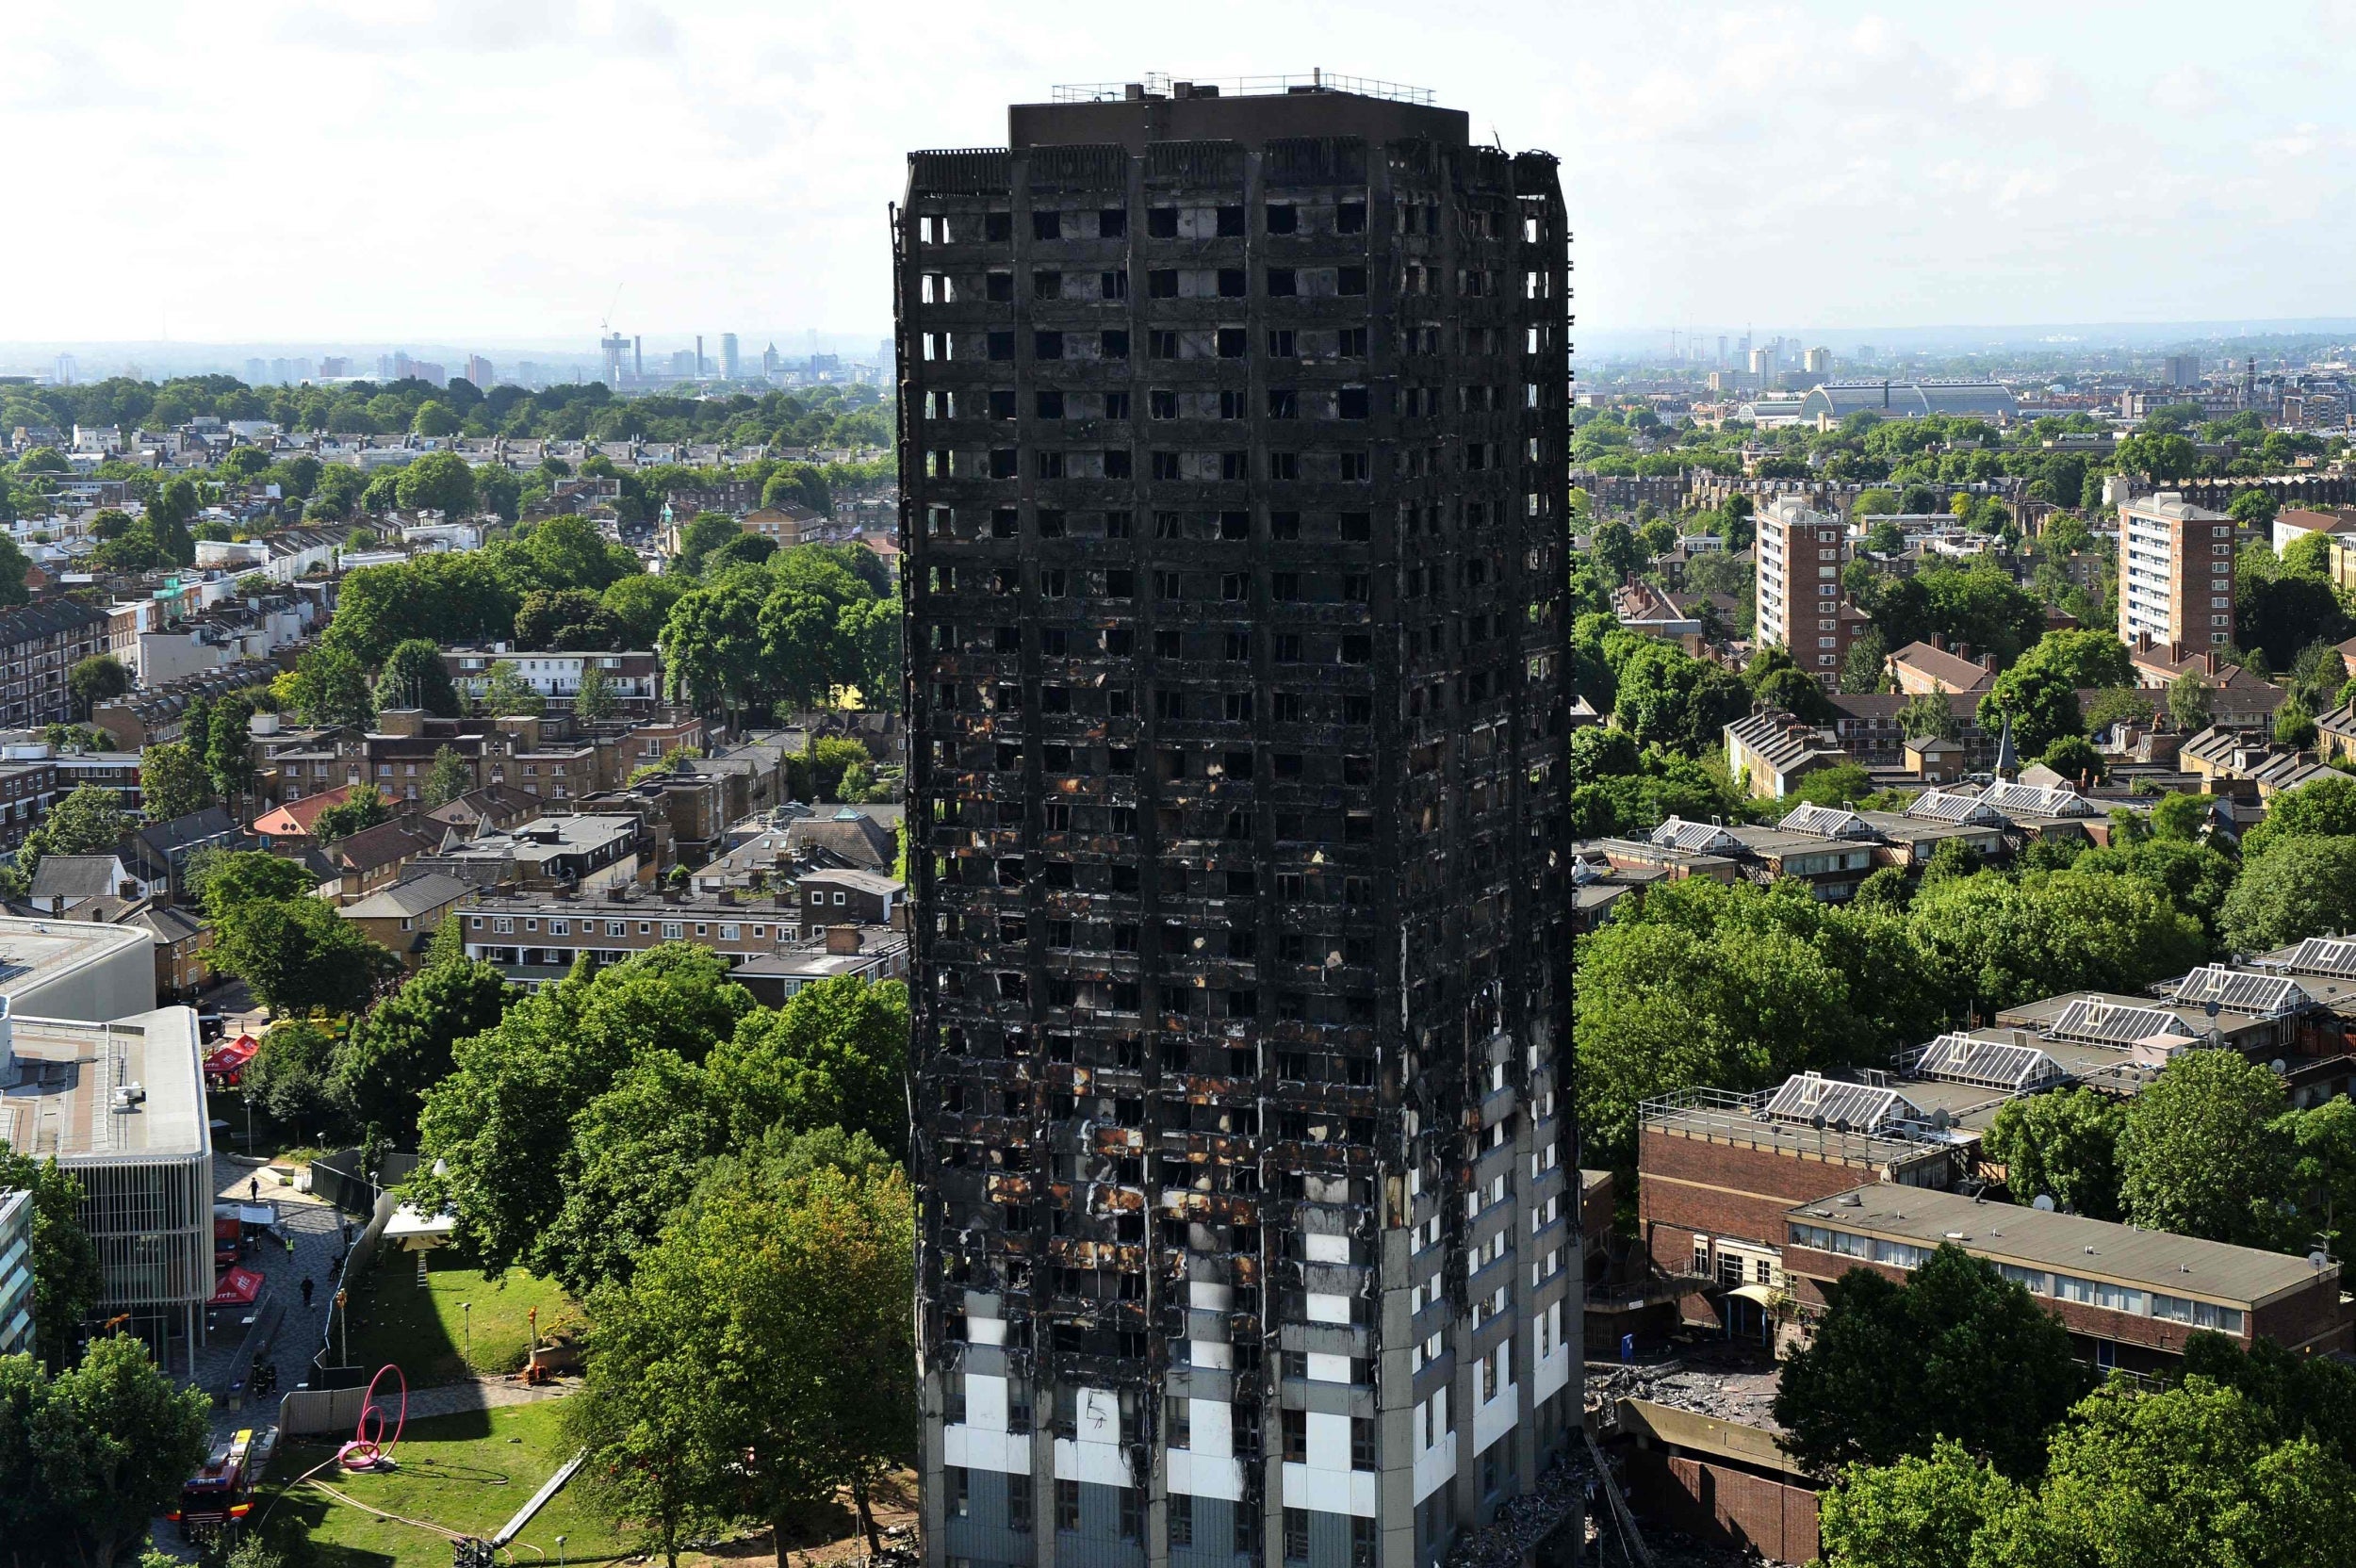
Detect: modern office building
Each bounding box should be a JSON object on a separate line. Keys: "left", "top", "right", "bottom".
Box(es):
{"left": 1753, "top": 497, "right": 1867, "bottom": 678}
{"left": 0, "top": 1186, "right": 32, "bottom": 1357}
{"left": 2118, "top": 490, "right": 2235, "bottom": 647}
{"left": 896, "top": 75, "right": 1577, "bottom": 1568}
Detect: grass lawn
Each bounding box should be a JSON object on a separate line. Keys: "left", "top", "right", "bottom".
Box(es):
{"left": 260, "top": 1399, "right": 634, "bottom": 1568}
{"left": 340, "top": 1248, "right": 581, "bottom": 1386}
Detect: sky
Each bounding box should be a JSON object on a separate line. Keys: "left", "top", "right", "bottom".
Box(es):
{"left": 5, "top": 0, "right": 2355, "bottom": 354}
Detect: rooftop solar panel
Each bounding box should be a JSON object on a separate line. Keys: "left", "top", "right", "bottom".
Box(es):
{"left": 1778, "top": 802, "right": 1878, "bottom": 841}
{"left": 2170, "top": 965, "right": 2305, "bottom": 1017}
{"left": 2282, "top": 937, "right": 2356, "bottom": 978}
{"left": 1901, "top": 1032, "right": 2066, "bottom": 1091}
{"left": 2045, "top": 997, "right": 2188, "bottom": 1046}
{"left": 1648, "top": 817, "right": 1741, "bottom": 854}
{"left": 1905, "top": 791, "right": 2006, "bottom": 825}
{"left": 1764, "top": 1072, "right": 1920, "bottom": 1132}
{"left": 1976, "top": 781, "right": 2098, "bottom": 818}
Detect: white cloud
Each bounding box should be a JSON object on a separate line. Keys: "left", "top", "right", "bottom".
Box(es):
{"left": 0, "top": 0, "right": 2348, "bottom": 348}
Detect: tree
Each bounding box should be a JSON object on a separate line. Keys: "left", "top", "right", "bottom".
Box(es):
{"left": 2118, "top": 1050, "right": 2293, "bottom": 1247}
{"left": 0, "top": 536, "right": 32, "bottom": 609}
{"left": 27, "top": 784, "right": 127, "bottom": 863}
{"left": 392, "top": 449, "right": 478, "bottom": 517}
{"left": 589, "top": 1155, "right": 915, "bottom": 1567}
{"left": 2037, "top": 734, "right": 2107, "bottom": 788}
{"left": 2114, "top": 431, "right": 2201, "bottom": 481}
{"left": 1611, "top": 640, "right": 1752, "bottom": 756}
{"left": 287, "top": 644, "right": 376, "bottom": 729}
{"left": 137, "top": 743, "right": 212, "bottom": 822}
{"left": 563, "top": 1279, "right": 729, "bottom": 1568}
{"left": 1891, "top": 691, "right": 1958, "bottom": 743}
{"left": 2282, "top": 1099, "right": 2356, "bottom": 1262}
{"left": 1905, "top": 866, "right": 2204, "bottom": 1016}
{"left": 422, "top": 744, "right": 474, "bottom": 808}
{"left": 329, "top": 959, "right": 514, "bottom": 1140}
{"left": 1977, "top": 667, "right": 2082, "bottom": 760}
{"left": 313, "top": 784, "right": 391, "bottom": 845}
{"left": 188, "top": 848, "right": 313, "bottom": 920}
{"left": 66, "top": 656, "right": 130, "bottom": 715}
{"left": 674, "top": 512, "right": 742, "bottom": 575}
{"left": 2181, "top": 1329, "right": 2356, "bottom": 1468}
{"left": 601, "top": 573, "right": 687, "bottom": 648}
{"left": 1819, "top": 1441, "right": 2021, "bottom": 1568}
{"left": 2, "top": 1334, "right": 213, "bottom": 1568}
{"left": 1774, "top": 1245, "right": 2087, "bottom": 1481}
{"left": 514, "top": 588, "right": 621, "bottom": 652}
{"left": 2084, "top": 684, "right": 2156, "bottom": 736}
{"left": 2243, "top": 774, "right": 2356, "bottom": 858}
{"left": 478, "top": 659, "right": 544, "bottom": 716}
{"left": 2220, "top": 835, "right": 2356, "bottom": 954}
{"left": 0, "top": 1148, "right": 99, "bottom": 1370}
{"left": 2242, "top": 572, "right": 2352, "bottom": 671}
{"left": 2167, "top": 670, "right": 2214, "bottom": 731}
{"left": 211, "top": 895, "right": 399, "bottom": 1017}
{"left": 414, "top": 947, "right": 756, "bottom": 1274}
{"left": 573, "top": 659, "right": 620, "bottom": 723}
{"left": 1981, "top": 1087, "right": 2125, "bottom": 1218}
{"left": 1839, "top": 625, "right": 1890, "bottom": 694}
{"left": 707, "top": 532, "right": 777, "bottom": 573}
{"left": 2228, "top": 488, "right": 2280, "bottom": 529}
{"left": 1791, "top": 761, "right": 1873, "bottom": 808}
{"left": 2148, "top": 790, "right": 2212, "bottom": 842}
{"left": 1970, "top": 1380, "right": 2356, "bottom": 1568}
{"left": 244, "top": 1020, "right": 339, "bottom": 1141}
{"left": 372, "top": 638, "right": 462, "bottom": 716}
{"left": 661, "top": 577, "right": 768, "bottom": 720}
{"left": 205, "top": 695, "right": 256, "bottom": 801}
{"left": 708, "top": 976, "right": 910, "bottom": 1157}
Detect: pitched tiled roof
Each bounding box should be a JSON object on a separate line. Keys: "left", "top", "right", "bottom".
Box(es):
{"left": 1887, "top": 641, "right": 1996, "bottom": 693}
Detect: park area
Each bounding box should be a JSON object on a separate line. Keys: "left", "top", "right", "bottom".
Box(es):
{"left": 340, "top": 1248, "right": 580, "bottom": 1387}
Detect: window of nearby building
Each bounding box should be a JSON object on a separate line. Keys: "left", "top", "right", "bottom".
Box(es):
{"left": 662, "top": 922, "right": 682, "bottom": 939}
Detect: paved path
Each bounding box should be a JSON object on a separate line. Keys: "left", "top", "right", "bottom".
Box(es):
{"left": 198, "top": 1153, "right": 351, "bottom": 1442}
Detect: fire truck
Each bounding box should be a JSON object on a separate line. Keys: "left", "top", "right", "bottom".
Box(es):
{"left": 172, "top": 1426, "right": 276, "bottom": 1544}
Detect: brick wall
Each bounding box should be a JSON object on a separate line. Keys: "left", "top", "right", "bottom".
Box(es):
{"left": 1637, "top": 1129, "right": 1889, "bottom": 1274}
{"left": 1624, "top": 1446, "right": 1820, "bottom": 1564}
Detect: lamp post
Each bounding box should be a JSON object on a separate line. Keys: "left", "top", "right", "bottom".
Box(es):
{"left": 335, "top": 1289, "right": 348, "bottom": 1368}
{"left": 555, "top": 1536, "right": 566, "bottom": 1568}
{"left": 463, "top": 1300, "right": 471, "bottom": 1366}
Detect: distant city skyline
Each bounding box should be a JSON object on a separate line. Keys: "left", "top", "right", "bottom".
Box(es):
{"left": 5, "top": 2, "right": 2353, "bottom": 344}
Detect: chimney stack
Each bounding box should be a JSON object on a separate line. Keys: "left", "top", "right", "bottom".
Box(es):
{"left": 826, "top": 924, "right": 864, "bottom": 956}
{"left": 1929, "top": 632, "right": 1947, "bottom": 651}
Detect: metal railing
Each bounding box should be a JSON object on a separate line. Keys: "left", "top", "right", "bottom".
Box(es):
{"left": 1051, "top": 71, "right": 1435, "bottom": 106}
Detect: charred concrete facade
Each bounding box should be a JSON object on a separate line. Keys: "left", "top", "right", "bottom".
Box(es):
{"left": 895, "top": 83, "right": 1577, "bottom": 1568}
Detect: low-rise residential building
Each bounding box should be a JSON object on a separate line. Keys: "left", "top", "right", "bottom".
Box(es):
{"left": 2124, "top": 636, "right": 2287, "bottom": 728}
{"left": 1726, "top": 709, "right": 1850, "bottom": 799}
{"left": 792, "top": 867, "right": 903, "bottom": 934}
{"left": 1784, "top": 1184, "right": 2347, "bottom": 1369}
{"left": 1884, "top": 635, "right": 1998, "bottom": 695}
{"left": 442, "top": 647, "right": 663, "bottom": 710}
{"left": 417, "top": 811, "right": 648, "bottom": 891}
{"left": 729, "top": 923, "right": 911, "bottom": 1005}
{"left": 321, "top": 817, "right": 444, "bottom": 903}
{"left": 452, "top": 886, "right": 804, "bottom": 985}
{"left": 0, "top": 601, "right": 108, "bottom": 729}
{"left": 2178, "top": 726, "right": 2338, "bottom": 798}
{"left": 28, "top": 854, "right": 150, "bottom": 915}
{"left": 126, "top": 906, "right": 212, "bottom": 1001}
{"left": 337, "top": 871, "right": 472, "bottom": 968}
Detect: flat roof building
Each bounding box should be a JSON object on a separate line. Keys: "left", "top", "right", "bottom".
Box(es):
{"left": 1784, "top": 1184, "right": 2346, "bottom": 1369}
{"left": 0, "top": 913, "right": 158, "bottom": 1021}
{"left": 1794, "top": 381, "right": 2018, "bottom": 423}
{"left": 0, "top": 1004, "right": 210, "bottom": 1366}
{"left": 2119, "top": 491, "right": 2235, "bottom": 648}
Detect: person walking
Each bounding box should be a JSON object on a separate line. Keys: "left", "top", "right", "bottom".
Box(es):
{"left": 301, "top": 1276, "right": 315, "bottom": 1308}
{"left": 247, "top": 1176, "right": 258, "bottom": 1202}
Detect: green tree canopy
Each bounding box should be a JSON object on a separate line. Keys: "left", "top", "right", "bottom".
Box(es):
{"left": 393, "top": 449, "right": 478, "bottom": 516}
{"left": 66, "top": 656, "right": 130, "bottom": 715}
{"left": 0, "top": 1334, "right": 214, "bottom": 1567}
{"left": 1981, "top": 1086, "right": 2125, "bottom": 1218}
{"left": 329, "top": 959, "right": 515, "bottom": 1140}
{"left": 422, "top": 744, "right": 474, "bottom": 808}
{"left": 2118, "top": 1049, "right": 2293, "bottom": 1247}
{"left": 2241, "top": 774, "right": 2356, "bottom": 859}
{"left": 211, "top": 895, "right": 400, "bottom": 1017}
{"left": 478, "top": 659, "right": 544, "bottom": 716}
{"left": 0, "top": 1148, "right": 99, "bottom": 1370}
{"left": 188, "top": 847, "right": 313, "bottom": 920}
{"left": 313, "top": 784, "right": 391, "bottom": 845}
{"left": 1773, "top": 1244, "right": 2088, "bottom": 1480}
{"left": 372, "top": 638, "right": 462, "bottom": 716}
{"left": 244, "top": 1020, "right": 339, "bottom": 1140}
{"left": 2220, "top": 835, "right": 2356, "bottom": 954}
{"left": 1818, "top": 1440, "right": 2021, "bottom": 1568}
{"left": 136, "top": 742, "right": 212, "bottom": 823}
{"left": 1904, "top": 866, "right": 2204, "bottom": 1016}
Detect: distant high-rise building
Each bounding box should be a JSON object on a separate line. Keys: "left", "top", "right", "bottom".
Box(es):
{"left": 1717, "top": 334, "right": 1729, "bottom": 368}
{"left": 515, "top": 361, "right": 540, "bottom": 387}
{"left": 1755, "top": 497, "right": 1869, "bottom": 678}
{"left": 244, "top": 357, "right": 268, "bottom": 385}
{"left": 600, "top": 335, "right": 630, "bottom": 384}
{"left": 466, "top": 354, "right": 495, "bottom": 388}
{"left": 319, "top": 356, "right": 352, "bottom": 378}
{"left": 721, "top": 334, "right": 741, "bottom": 379}
{"left": 669, "top": 349, "right": 697, "bottom": 379}
{"left": 695, "top": 335, "right": 706, "bottom": 376}
{"left": 763, "top": 342, "right": 781, "bottom": 375}
{"left": 2119, "top": 492, "right": 2235, "bottom": 648}
{"left": 898, "top": 79, "right": 1578, "bottom": 1568}
{"left": 1804, "top": 347, "right": 1832, "bottom": 375}
{"left": 2161, "top": 353, "right": 2200, "bottom": 388}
